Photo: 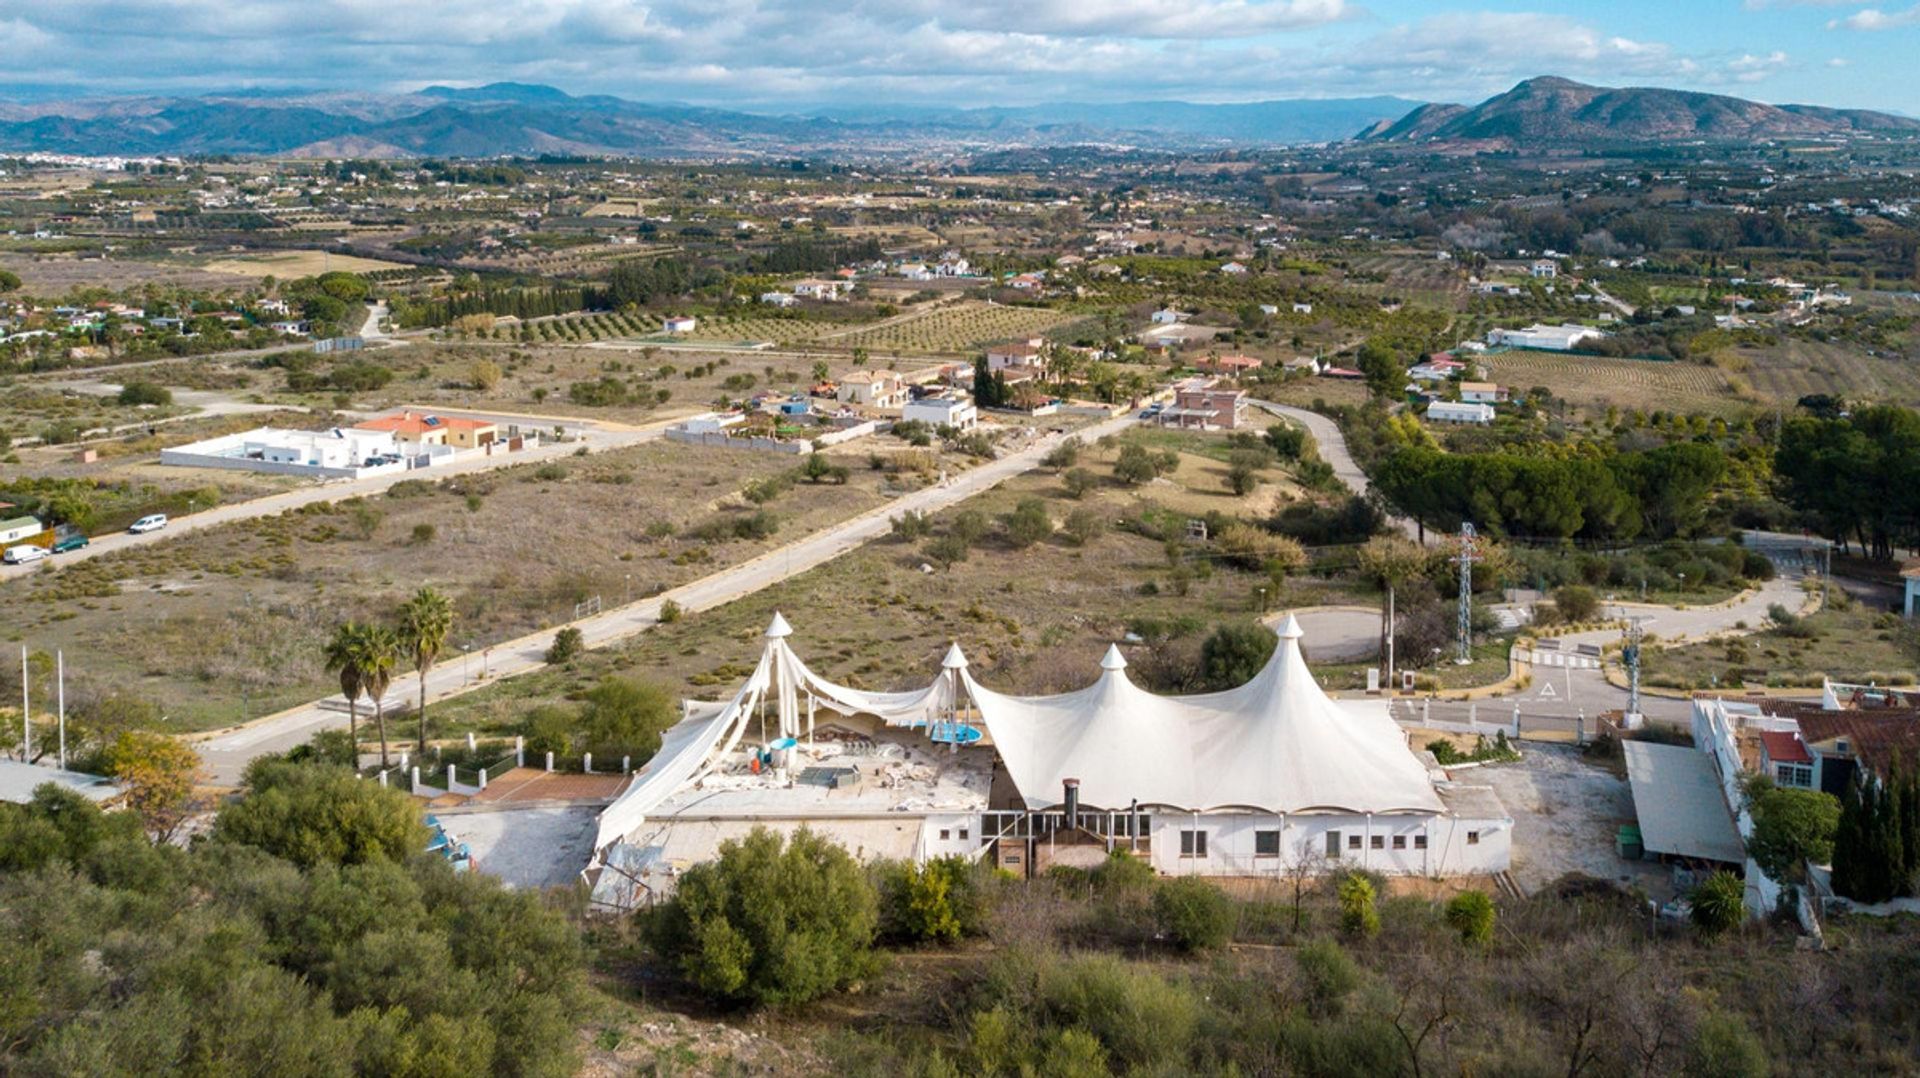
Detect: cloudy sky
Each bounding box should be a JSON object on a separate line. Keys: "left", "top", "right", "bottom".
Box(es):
{"left": 5, "top": 0, "right": 1920, "bottom": 111}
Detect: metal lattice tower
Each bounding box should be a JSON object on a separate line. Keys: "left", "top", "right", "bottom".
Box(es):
{"left": 1456, "top": 523, "right": 1478, "bottom": 665}
{"left": 1624, "top": 617, "right": 1646, "bottom": 719}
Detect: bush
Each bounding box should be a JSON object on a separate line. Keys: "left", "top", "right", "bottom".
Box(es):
{"left": 876, "top": 856, "right": 987, "bottom": 944}
{"left": 1337, "top": 872, "right": 1380, "bottom": 938}
{"left": 1062, "top": 507, "right": 1106, "bottom": 547}
{"left": 1690, "top": 871, "right": 1745, "bottom": 936}
{"left": 1444, "top": 890, "right": 1496, "bottom": 946}
{"left": 1041, "top": 437, "right": 1081, "bottom": 469}
{"left": 1151, "top": 876, "right": 1234, "bottom": 952}
{"left": 409, "top": 522, "right": 435, "bottom": 545}
{"left": 1003, "top": 498, "right": 1053, "bottom": 548}
{"left": 212, "top": 762, "right": 427, "bottom": 868}
{"left": 1553, "top": 584, "right": 1600, "bottom": 623}
{"left": 1295, "top": 937, "right": 1362, "bottom": 1014}
{"left": 1034, "top": 953, "right": 1199, "bottom": 1072}
{"left": 1063, "top": 467, "right": 1097, "bottom": 499}
{"left": 647, "top": 826, "right": 878, "bottom": 1005}
{"left": 924, "top": 532, "right": 971, "bottom": 568}
{"left": 545, "top": 626, "right": 585, "bottom": 664}
{"left": 1686, "top": 1011, "right": 1770, "bottom": 1078}
{"left": 117, "top": 381, "right": 172, "bottom": 406}
{"left": 1090, "top": 850, "right": 1157, "bottom": 894}
{"left": 577, "top": 676, "right": 675, "bottom": 762}
{"left": 891, "top": 510, "right": 931, "bottom": 540}
{"left": 658, "top": 598, "right": 683, "bottom": 623}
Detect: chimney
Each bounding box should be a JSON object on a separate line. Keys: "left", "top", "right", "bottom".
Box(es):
{"left": 1062, "top": 778, "right": 1080, "bottom": 826}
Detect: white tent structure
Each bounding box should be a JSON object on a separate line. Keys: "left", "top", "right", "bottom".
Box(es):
{"left": 587, "top": 612, "right": 1510, "bottom": 891}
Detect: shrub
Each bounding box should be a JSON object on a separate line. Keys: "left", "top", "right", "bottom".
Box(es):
{"left": 1034, "top": 953, "right": 1199, "bottom": 1072}
{"left": 890, "top": 510, "right": 931, "bottom": 540}
{"left": 924, "top": 533, "right": 971, "bottom": 568}
{"left": 658, "top": 598, "right": 683, "bottom": 623}
{"left": 1041, "top": 437, "right": 1081, "bottom": 469}
{"left": 212, "top": 762, "right": 426, "bottom": 868}
{"left": 647, "top": 826, "right": 878, "bottom": 1005}
{"left": 876, "top": 857, "right": 986, "bottom": 944}
{"left": 1690, "top": 871, "right": 1745, "bottom": 936}
{"left": 409, "top": 522, "right": 436, "bottom": 545}
{"left": 1063, "top": 507, "right": 1106, "bottom": 547}
{"left": 1003, "top": 498, "right": 1053, "bottom": 548}
{"left": 1090, "top": 850, "right": 1157, "bottom": 894}
{"left": 1295, "top": 937, "right": 1362, "bottom": 1014}
{"left": 1063, "top": 467, "right": 1097, "bottom": 499}
{"left": 1553, "top": 584, "right": 1600, "bottom": 623}
{"left": 1444, "top": 890, "right": 1496, "bottom": 946}
{"left": 1686, "top": 1011, "right": 1770, "bottom": 1078}
{"left": 545, "top": 626, "right": 585, "bottom": 665}
{"left": 1113, "top": 443, "right": 1164, "bottom": 485}
{"left": 468, "top": 359, "right": 503, "bottom": 391}
{"left": 1337, "top": 872, "right": 1380, "bottom": 938}
{"left": 117, "top": 381, "right": 172, "bottom": 406}
{"left": 1151, "top": 876, "right": 1234, "bottom": 952}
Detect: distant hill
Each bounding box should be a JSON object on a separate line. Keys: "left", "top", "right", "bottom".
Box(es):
{"left": 0, "top": 83, "right": 1421, "bottom": 158}
{"left": 1357, "top": 76, "right": 1920, "bottom": 146}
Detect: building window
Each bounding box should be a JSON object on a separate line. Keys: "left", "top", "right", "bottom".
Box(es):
{"left": 1467, "top": 831, "right": 1481, "bottom": 846}
{"left": 1774, "top": 764, "right": 1812, "bottom": 788}
{"left": 1255, "top": 830, "right": 1281, "bottom": 857}
{"left": 939, "top": 829, "right": 950, "bottom": 841}
{"left": 1415, "top": 835, "right": 1428, "bottom": 850}
{"left": 1370, "top": 835, "right": 1385, "bottom": 850}
{"left": 1004, "top": 854, "right": 1022, "bottom": 866}
{"left": 1392, "top": 835, "right": 1407, "bottom": 850}
{"left": 1180, "top": 830, "right": 1208, "bottom": 857}
{"left": 1325, "top": 831, "right": 1342, "bottom": 857}
{"left": 959, "top": 828, "right": 970, "bottom": 841}
{"left": 1348, "top": 834, "right": 1362, "bottom": 850}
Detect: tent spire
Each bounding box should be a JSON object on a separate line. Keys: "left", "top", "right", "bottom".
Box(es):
{"left": 941, "top": 642, "right": 969, "bottom": 669}
{"left": 1100, "top": 643, "right": 1128, "bottom": 670}
{"left": 764, "top": 611, "right": 794, "bottom": 639}
{"left": 1276, "top": 613, "right": 1304, "bottom": 642}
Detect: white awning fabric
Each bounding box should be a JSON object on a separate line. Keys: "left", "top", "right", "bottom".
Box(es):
{"left": 966, "top": 617, "right": 1443, "bottom": 815}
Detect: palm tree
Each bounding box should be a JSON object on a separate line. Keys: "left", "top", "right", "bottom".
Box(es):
{"left": 358, "top": 625, "right": 400, "bottom": 770}
{"left": 398, "top": 587, "right": 454, "bottom": 753}
{"left": 323, "top": 622, "right": 371, "bottom": 769}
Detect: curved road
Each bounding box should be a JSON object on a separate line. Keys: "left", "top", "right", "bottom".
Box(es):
{"left": 1245, "top": 399, "right": 1422, "bottom": 542}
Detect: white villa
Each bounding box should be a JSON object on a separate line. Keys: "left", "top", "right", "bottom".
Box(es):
{"left": 585, "top": 614, "right": 1511, "bottom": 909}
{"left": 1486, "top": 323, "right": 1605, "bottom": 351}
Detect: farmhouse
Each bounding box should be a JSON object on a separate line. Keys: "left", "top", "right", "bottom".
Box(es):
{"left": 584, "top": 614, "right": 1511, "bottom": 909}
{"left": 1425, "top": 401, "right": 1495, "bottom": 425}
{"left": 1159, "top": 378, "right": 1245, "bottom": 430}
{"left": 161, "top": 426, "right": 406, "bottom": 479}
{"left": 836, "top": 369, "right": 907, "bottom": 409}
{"left": 759, "top": 291, "right": 798, "bottom": 307}
{"left": 792, "top": 278, "right": 848, "bottom": 301}
{"left": 354, "top": 410, "right": 499, "bottom": 451}
{"left": 663, "top": 315, "right": 698, "bottom": 334}
{"left": 1486, "top": 323, "right": 1606, "bottom": 351}
{"left": 986, "top": 340, "right": 1046, "bottom": 373}
{"left": 1198, "top": 354, "right": 1263, "bottom": 375}
{"left": 1458, "top": 382, "right": 1506, "bottom": 403}
{"left": 901, "top": 395, "right": 978, "bottom": 430}
{"left": 1151, "top": 308, "right": 1190, "bottom": 325}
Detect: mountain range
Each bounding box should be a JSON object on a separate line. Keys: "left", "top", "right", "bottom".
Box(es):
{"left": 0, "top": 83, "right": 1418, "bottom": 159}
{"left": 1357, "top": 76, "right": 1920, "bottom": 146}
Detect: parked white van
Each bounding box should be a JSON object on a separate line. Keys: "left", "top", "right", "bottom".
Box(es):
{"left": 129, "top": 514, "right": 169, "bottom": 534}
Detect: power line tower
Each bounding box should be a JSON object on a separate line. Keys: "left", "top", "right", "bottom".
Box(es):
{"left": 1455, "top": 522, "right": 1479, "bottom": 665}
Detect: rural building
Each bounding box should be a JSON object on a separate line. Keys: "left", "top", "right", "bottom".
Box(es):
{"left": 836, "top": 369, "right": 906, "bottom": 409}
{"left": 679, "top": 412, "right": 746, "bottom": 435}
{"left": 1425, "top": 401, "right": 1496, "bottom": 425}
{"left": 1292, "top": 302, "right": 1314, "bottom": 314}
{"left": 663, "top": 315, "right": 697, "bottom": 334}
{"left": 792, "top": 279, "right": 848, "bottom": 301}
{"left": 759, "top": 291, "right": 798, "bottom": 307}
{"left": 584, "top": 614, "right": 1510, "bottom": 909}
{"left": 1160, "top": 378, "right": 1245, "bottom": 430}
{"left": 1199, "top": 354, "right": 1263, "bottom": 375}
{"left": 1151, "top": 308, "right": 1190, "bottom": 325}
{"left": 1458, "top": 382, "right": 1506, "bottom": 403}
{"left": 1219, "top": 261, "right": 1248, "bottom": 275}
{"left": 0, "top": 515, "right": 44, "bottom": 546}
{"left": 162, "top": 426, "right": 405, "bottom": 479}
{"left": 354, "top": 410, "right": 499, "bottom": 450}
{"left": 902, "top": 396, "right": 978, "bottom": 430}
{"left": 1530, "top": 260, "right": 1558, "bottom": 279}
{"left": 986, "top": 340, "right": 1046, "bottom": 373}
{"left": 1486, "top": 323, "right": 1605, "bottom": 351}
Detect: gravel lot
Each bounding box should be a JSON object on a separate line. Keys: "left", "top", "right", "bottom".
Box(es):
{"left": 437, "top": 805, "right": 598, "bottom": 891}
{"left": 1470, "top": 744, "right": 1675, "bottom": 901}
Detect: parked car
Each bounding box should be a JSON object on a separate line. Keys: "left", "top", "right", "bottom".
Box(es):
{"left": 51, "top": 530, "right": 89, "bottom": 554}
{"left": 128, "top": 514, "right": 169, "bottom": 534}
{"left": 3, "top": 544, "right": 48, "bottom": 565}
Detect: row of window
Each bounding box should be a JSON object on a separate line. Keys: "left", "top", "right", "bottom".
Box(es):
{"left": 1774, "top": 763, "right": 1813, "bottom": 788}
{"left": 1178, "top": 828, "right": 1478, "bottom": 858}
{"left": 935, "top": 827, "right": 971, "bottom": 842}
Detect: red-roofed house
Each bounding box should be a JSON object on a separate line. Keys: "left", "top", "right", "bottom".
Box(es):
{"left": 354, "top": 410, "right": 498, "bottom": 450}
{"left": 1199, "top": 354, "right": 1263, "bottom": 375}
{"left": 1757, "top": 730, "right": 1814, "bottom": 789}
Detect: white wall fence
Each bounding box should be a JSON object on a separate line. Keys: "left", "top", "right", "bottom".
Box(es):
{"left": 665, "top": 419, "right": 880, "bottom": 455}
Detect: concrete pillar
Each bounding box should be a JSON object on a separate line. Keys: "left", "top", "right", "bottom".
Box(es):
{"left": 479, "top": 768, "right": 488, "bottom": 790}
{"left": 378, "top": 770, "right": 388, "bottom": 787}
{"left": 583, "top": 752, "right": 593, "bottom": 774}
{"left": 1576, "top": 709, "right": 1586, "bottom": 746}
{"left": 399, "top": 751, "right": 409, "bottom": 771}
{"left": 466, "top": 732, "right": 476, "bottom": 752}
{"left": 545, "top": 751, "right": 554, "bottom": 773}
{"left": 622, "top": 755, "right": 631, "bottom": 774}
{"left": 515, "top": 736, "right": 525, "bottom": 767}
{"left": 448, "top": 764, "right": 457, "bottom": 788}
{"left": 1469, "top": 703, "right": 1478, "bottom": 732}
{"left": 411, "top": 766, "right": 421, "bottom": 794}
{"left": 1422, "top": 698, "right": 1430, "bottom": 724}
{"left": 1512, "top": 701, "right": 1521, "bottom": 737}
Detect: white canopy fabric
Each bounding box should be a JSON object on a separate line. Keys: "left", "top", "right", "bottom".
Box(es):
{"left": 966, "top": 616, "right": 1443, "bottom": 815}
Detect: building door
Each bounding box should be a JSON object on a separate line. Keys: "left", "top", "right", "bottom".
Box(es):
{"left": 1325, "top": 830, "right": 1341, "bottom": 858}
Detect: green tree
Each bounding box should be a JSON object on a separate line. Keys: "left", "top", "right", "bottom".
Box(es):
{"left": 1003, "top": 498, "right": 1053, "bottom": 548}
{"left": 1355, "top": 339, "right": 1403, "bottom": 400}
{"left": 578, "top": 676, "right": 675, "bottom": 763}
{"left": 1063, "top": 506, "right": 1106, "bottom": 546}
{"left": 1690, "top": 871, "right": 1745, "bottom": 936}
{"left": 322, "top": 622, "right": 375, "bottom": 767}
{"left": 546, "top": 626, "right": 585, "bottom": 664}
{"left": 1552, "top": 583, "right": 1601, "bottom": 623}
{"left": 1199, "top": 622, "right": 1276, "bottom": 691}
{"left": 1443, "top": 890, "right": 1496, "bottom": 946}
{"left": 397, "top": 586, "right": 454, "bottom": 753}
{"left": 1151, "top": 876, "right": 1235, "bottom": 952}
{"left": 1685, "top": 1011, "right": 1770, "bottom": 1078}
{"left": 1063, "top": 467, "right": 1097, "bottom": 499}
{"left": 1746, "top": 784, "right": 1841, "bottom": 886}
{"left": 648, "top": 826, "right": 878, "bottom": 1005}
{"left": 213, "top": 761, "right": 427, "bottom": 867}
{"left": 116, "top": 381, "right": 172, "bottom": 406}
{"left": 1114, "top": 443, "right": 1161, "bottom": 485}
{"left": 1337, "top": 872, "right": 1380, "bottom": 938}
{"left": 104, "top": 730, "right": 201, "bottom": 842}
{"left": 357, "top": 625, "right": 400, "bottom": 769}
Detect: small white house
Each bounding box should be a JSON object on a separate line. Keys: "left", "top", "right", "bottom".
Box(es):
{"left": 1426, "top": 401, "right": 1495, "bottom": 425}
{"left": 1292, "top": 302, "right": 1313, "bottom": 315}
{"left": 663, "top": 316, "right": 698, "bottom": 334}
{"left": 0, "top": 515, "right": 45, "bottom": 546}
{"left": 792, "top": 279, "right": 847, "bottom": 301}
{"left": 1458, "top": 382, "right": 1505, "bottom": 404}
{"left": 1219, "top": 261, "right": 1248, "bottom": 275}
{"left": 902, "top": 396, "right": 978, "bottom": 431}
{"left": 680, "top": 412, "right": 746, "bottom": 435}
{"left": 1486, "top": 323, "right": 1604, "bottom": 351}
{"left": 759, "top": 292, "right": 798, "bottom": 308}
{"left": 1530, "top": 260, "right": 1558, "bottom": 279}
{"left": 1151, "top": 308, "right": 1190, "bottom": 325}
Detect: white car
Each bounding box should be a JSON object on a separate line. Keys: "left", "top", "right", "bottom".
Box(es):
{"left": 129, "top": 514, "right": 169, "bottom": 534}
{"left": 2, "top": 544, "right": 48, "bottom": 565}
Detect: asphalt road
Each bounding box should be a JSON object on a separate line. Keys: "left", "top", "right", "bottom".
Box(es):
{"left": 193, "top": 411, "right": 1139, "bottom": 783}
{"left": 1244, "top": 399, "right": 1423, "bottom": 542}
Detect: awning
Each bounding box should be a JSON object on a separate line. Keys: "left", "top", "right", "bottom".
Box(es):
{"left": 1622, "top": 741, "right": 1746, "bottom": 864}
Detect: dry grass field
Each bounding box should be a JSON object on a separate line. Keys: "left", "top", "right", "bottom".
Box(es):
{"left": 1481, "top": 350, "right": 1746, "bottom": 416}
{"left": 201, "top": 250, "right": 409, "bottom": 277}
{"left": 0, "top": 253, "right": 252, "bottom": 296}
{"left": 1, "top": 439, "right": 909, "bottom": 729}
{"left": 1737, "top": 339, "right": 1920, "bottom": 405}
{"left": 829, "top": 301, "right": 1076, "bottom": 354}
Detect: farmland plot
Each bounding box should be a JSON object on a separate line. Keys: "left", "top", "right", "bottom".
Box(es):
{"left": 829, "top": 302, "right": 1076, "bottom": 354}
{"left": 1738, "top": 339, "right": 1920, "bottom": 405}
{"left": 1481, "top": 351, "right": 1744, "bottom": 415}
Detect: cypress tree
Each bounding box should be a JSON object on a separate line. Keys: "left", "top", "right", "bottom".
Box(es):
{"left": 972, "top": 354, "right": 996, "bottom": 407}
{"left": 1832, "top": 773, "right": 1865, "bottom": 900}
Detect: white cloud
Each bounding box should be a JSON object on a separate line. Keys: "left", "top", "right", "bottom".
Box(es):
{"left": 1831, "top": 5, "right": 1920, "bottom": 29}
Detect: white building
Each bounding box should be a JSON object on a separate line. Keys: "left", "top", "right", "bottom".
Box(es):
{"left": 663, "top": 315, "right": 697, "bottom": 334}
{"left": 160, "top": 426, "right": 407, "bottom": 479}
{"left": 1530, "top": 260, "right": 1558, "bottom": 279}
{"left": 792, "top": 279, "right": 847, "bottom": 301}
{"left": 759, "top": 291, "right": 798, "bottom": 307}
{"left": 1151, "top": 308, "right": 1190, "bottom": 325}
{"left": 1426, "top": 401, "right": 1496, "bottom": 425}
{"left": 1486, "top": 323, "right": 1605, "bottom": 351}
{"left": 584, "top": 614, "right": 1510, "bottom": 908}
{"left": 902, "top": 396, "right": 978, "bottom": 431}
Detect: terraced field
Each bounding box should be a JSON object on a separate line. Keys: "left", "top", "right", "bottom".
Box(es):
{"left": 1738, "top": 340, "right": 1920, "bottom": 405}
{"left": 1342, "top": 253, "right": 1470, "bottom": 310}
{"left": 1481, "top": 350, "right": 1746, "bottom": 415}
{"left": 829, "top": 302, "right": 1078, "bottom": 353}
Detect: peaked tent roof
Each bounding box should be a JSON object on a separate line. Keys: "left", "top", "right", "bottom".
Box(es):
{"left": 967, "top": 616, "right": 1443, "bottom": 815}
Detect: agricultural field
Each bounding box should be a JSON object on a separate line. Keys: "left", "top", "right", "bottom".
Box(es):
{"left": 0, "top": 252, "right": 253, "bottom": 296}
{"left": 828, "top": 301, "right": 1079, "bottom": 354}
{"left": 0, "top": 438, "right": 916, "bottom": 730}
{"left": 1737, "top": 338, "right": 1920, "bottom": 405}
{"left": 200, "top": 250, "right": 409, "bottom": 277}
{"left": 1340, "top": 252, "right": 1471, "bottom": 310}
{"left": 1480, "top": 350, "right": 1747, "bottom": 416}
{"left": 413, "top": 431, "right": 1351, "bottom": 744}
